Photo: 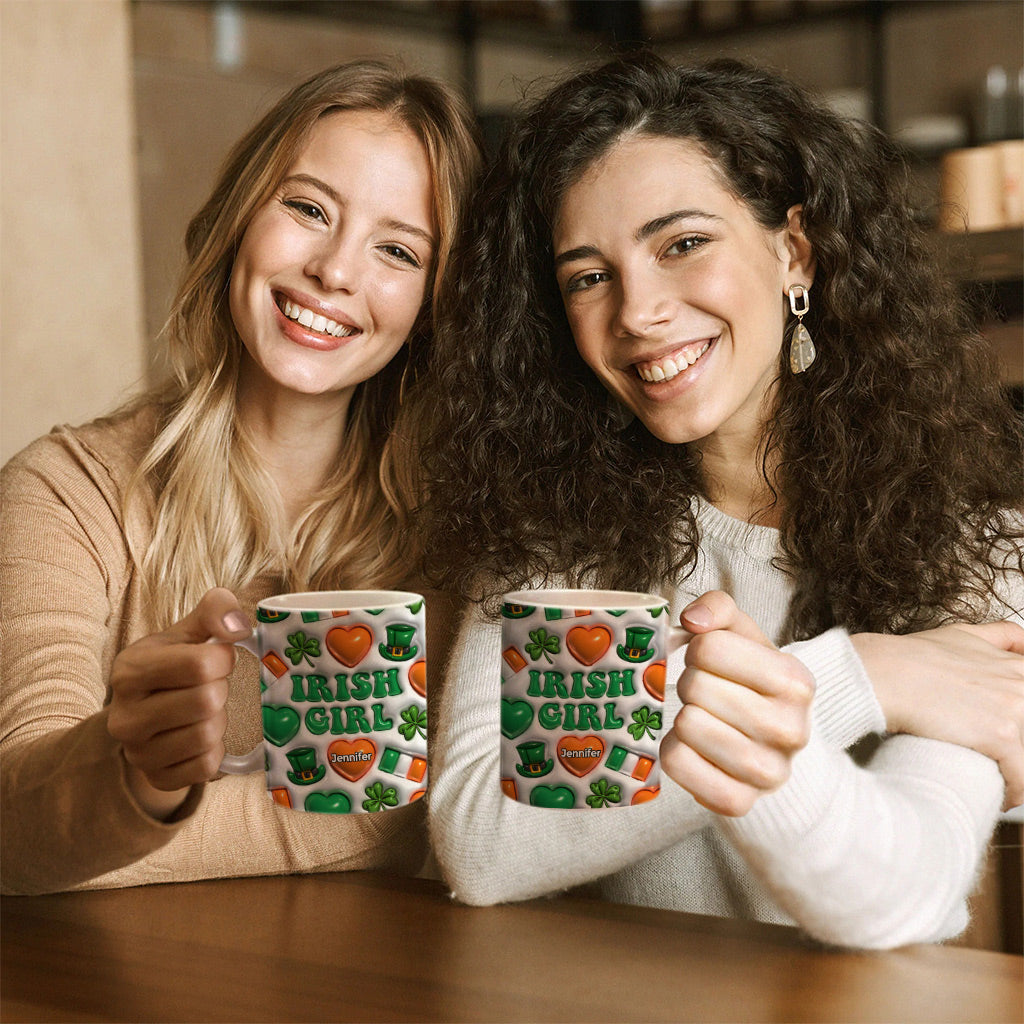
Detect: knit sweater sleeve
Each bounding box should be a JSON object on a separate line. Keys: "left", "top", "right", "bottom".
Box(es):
{"left": 718, "top": 728, "right": 1003, "bottom": 949}
{"left": 0, "top": 426, "right": 206, "bottom": 893}
{"left": 427, "top": 601, "right": 712, "bottom": 906}
{"left": 784, "top": 628, "right": 886, "bottom": 747}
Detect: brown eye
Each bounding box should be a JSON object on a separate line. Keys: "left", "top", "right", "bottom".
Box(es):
{"left": 566, "top": 270, "right": 609, "bottom": 295}
{"left": 284, "top": 199, "right": 326, "bottom": 222}
{"left": 664, "top": 236, "right": 708, "bottom": 257}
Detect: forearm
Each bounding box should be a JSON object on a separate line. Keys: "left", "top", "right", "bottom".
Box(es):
{"left": 3, "top": 713, "right": 428, "bottom": 894}
{"left": 0, "top": 712, "right": 202, "bottom": 894}
{"left": 719, "top": 729, "right": 1003, "bottom": 949}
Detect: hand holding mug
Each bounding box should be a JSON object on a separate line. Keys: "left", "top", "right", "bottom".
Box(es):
{"left": 107, "top": 587, "right": 250, "bottom": 818}
{"left": 660, "top": 591, "right": 815, "bottom": 817}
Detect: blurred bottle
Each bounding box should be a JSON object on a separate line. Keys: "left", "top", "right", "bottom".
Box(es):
{"left": 975, "top": 65, "right": 1023, "bottom": 144}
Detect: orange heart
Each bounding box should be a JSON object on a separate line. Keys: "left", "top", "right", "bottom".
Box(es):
{"left": 566, "top": 625, "right": 612, "bottom": 666}
{"left": 643, "top": 660, "right": 666, "bottom": 701}
{"left": 326, "top": 625, "right": 373, "bottom": 667}
{"left": 557, "top": 735, "right": 605, "bottom": 777}
{"left": 327, "top": 739, "right": 377, "bottom": 781}
{"left": 409, "top": 659, "right": 427, "bottom": 697}
{"left": 631, "top": 786, "right": 660, "bottom": 805}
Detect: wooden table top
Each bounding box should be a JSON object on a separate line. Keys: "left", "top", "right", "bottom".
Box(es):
{"left": 2, "top": 871, "right": 1021, "bottom": 1023}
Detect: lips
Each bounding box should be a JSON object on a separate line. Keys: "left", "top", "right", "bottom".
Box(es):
{"left": 274, "top": 292, "right": 360, "bottom": 341}
{"left": 633, "top": 337, "right": 715, "bottom": 383}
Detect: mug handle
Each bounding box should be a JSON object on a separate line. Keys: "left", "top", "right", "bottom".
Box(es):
{"left": 665, "top": 624, "right": 690, "bottom": 698}
{"left": 211, "top": 632, "right": 265, "bottom": 775}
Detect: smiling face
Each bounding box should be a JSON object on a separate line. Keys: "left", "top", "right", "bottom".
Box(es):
{"left": 229, "top": 108, "right": 436, "bottom": 410}
{"left": 553, "top": 133, "right": 812, "bottom": 454}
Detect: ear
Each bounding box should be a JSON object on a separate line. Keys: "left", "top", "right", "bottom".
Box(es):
{"left": 781, "top": 204, "right": 815, "bottom": 290}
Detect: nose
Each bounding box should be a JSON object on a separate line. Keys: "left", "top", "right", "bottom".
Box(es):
{"left": 613, "top": 266, "right": 674, "bottom": 339}
{"left": 304, "top": 234, "right": 363, "bottom": 294}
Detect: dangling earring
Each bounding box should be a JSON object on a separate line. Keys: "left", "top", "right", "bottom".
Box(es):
{"left": 787, "top": 284, "right": 816, "bottom": 374}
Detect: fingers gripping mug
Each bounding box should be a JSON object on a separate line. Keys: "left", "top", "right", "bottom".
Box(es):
{"left": 220, "top": 591, "right": 428, "bottom": 814}
{"left": 499, "top": 589, "right": 684, "bottom": 810}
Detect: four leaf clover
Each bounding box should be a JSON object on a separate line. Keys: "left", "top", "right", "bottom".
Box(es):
{"left": 587, "top": 779, "right": 622, "bottom": 808}
{"left": 363, "top": 781, "right": 400, "bottom": 812}
{"left": 285, "top": 631, "right": 321, "bottom": 667}
{"left": 525, "top": 628, "right": 561, "bottom": 664}
{"left": 398, "top": 705, "right": 428, "bottom": 741}
{"left": 628, "top": 706, "right": 663, "bottom": 742}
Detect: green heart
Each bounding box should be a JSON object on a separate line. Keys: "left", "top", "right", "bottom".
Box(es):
{"left": 406, "top": 599, "right": 424, "bottom": 614}
{"left": 530, "top": 785, "right": 576, "bottom": 809}
{"left": 304, "top": 791, "right": 352, "bottom": 814}
{"left": 262, "top": 705, "right": 300, "bottom": 747}
{"left": 500, "top": 698, "right": 534, "bottom": 739}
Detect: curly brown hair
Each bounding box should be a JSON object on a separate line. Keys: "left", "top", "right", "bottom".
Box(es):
{"left": 413, "top": 53, "right": 1023, "bottom": 639}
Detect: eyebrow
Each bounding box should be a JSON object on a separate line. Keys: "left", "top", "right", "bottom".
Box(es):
{"left": 554, "top": 208, "right": 722, "bottom": 268}
{"left": 281, "top": 173, "right": 436, "bottom": 249}
{"left": 635, "top": 209, "right": 722, "bottom": 242}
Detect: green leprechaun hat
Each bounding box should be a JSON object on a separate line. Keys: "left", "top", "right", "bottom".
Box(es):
{"left": 286, "top": 747, "right": 326, "bottom": 786}
{"left": 379, "top": 622, "right": 418, "bottom": 661}
{"left": 256, "top": 607, "right": 290, "bottom": 623}
{"left": 617, "top": 626, "right": 656, "bottom": 663}
{"left": 501, "top": 602, "right": 536, "bottom": 618}
{"left": 515, "top": 740, "right": 553, "bottom": 778}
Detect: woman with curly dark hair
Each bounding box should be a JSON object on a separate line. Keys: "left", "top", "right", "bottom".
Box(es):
{"left": 418, "top": 54, "right": 1024, "bottom": 948}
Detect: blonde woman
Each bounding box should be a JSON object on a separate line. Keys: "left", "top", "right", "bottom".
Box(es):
{"left": 1, "top": 60, "right": 482, "bottom": 894}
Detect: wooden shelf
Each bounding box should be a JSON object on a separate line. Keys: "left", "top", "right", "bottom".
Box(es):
{"left": 943, "top": 227, "right": 1024, "bottom": 284}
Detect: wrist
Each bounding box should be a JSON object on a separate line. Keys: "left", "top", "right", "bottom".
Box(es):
{"left": 849, "top": 632, "right": 905, "bottom": 734}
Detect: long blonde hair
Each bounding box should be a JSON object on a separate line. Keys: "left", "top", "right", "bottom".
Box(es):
{"left": 128, "top": 60, "right": 482, "bottom": 626}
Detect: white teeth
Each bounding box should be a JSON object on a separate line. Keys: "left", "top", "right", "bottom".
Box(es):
{"left": 636, "top": 342, "right": 711, "bottom": 382}
{"left": 280, "top": 298, "right": 357, "bottom": 338}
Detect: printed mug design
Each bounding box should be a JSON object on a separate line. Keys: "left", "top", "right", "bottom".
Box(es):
{"left": 499, "top": 597, "right": 667, "bottom": 809}
{"left": 250, "top": 595, "right": 428, "bottom": 813}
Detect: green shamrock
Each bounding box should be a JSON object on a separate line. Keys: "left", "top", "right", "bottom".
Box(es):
{"left": 284, "top": 631, "right": 321, "bottom": 667}
{"left": 398, "top": 705, "right": 428, "bottom": 741}
{"left": 525, "top": 628, "right": 560, "bottom": 664}
{"left": 628, "top": 706, "right": 663, "bottom": 742}
{"left": 586, "top": 779, "right": 622, "bottom": 808}
{"left": 363, "top": 781, "right": 400, "bottom": 812}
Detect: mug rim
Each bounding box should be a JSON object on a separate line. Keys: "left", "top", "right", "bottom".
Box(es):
{"left": 259, "top": 590, "right": 423, "bottom": 612}
{"left": 502, "top": 588, "right": 667, "bottom": 609}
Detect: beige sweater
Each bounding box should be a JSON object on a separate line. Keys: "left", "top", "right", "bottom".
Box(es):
{"left": 1, "top": 406, "right": 459, "bottom": 895}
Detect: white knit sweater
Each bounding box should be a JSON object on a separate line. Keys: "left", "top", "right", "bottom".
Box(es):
{"left": 428, "top": 500, "right": 1017, "bottom": 949}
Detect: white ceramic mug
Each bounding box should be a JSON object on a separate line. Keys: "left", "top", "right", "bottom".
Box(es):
{"left": 220, "top": 590, "right": 428, "bottom": 814}
{"left": 498, "top": 589, "right": 686, "bottom": 810}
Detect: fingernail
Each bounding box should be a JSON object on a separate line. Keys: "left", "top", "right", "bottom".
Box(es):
{"left": 222, "top": 611, "right": 249, "bottom": 635}
{"left": 682, "top": 603, "right": 713, "bottom": 629}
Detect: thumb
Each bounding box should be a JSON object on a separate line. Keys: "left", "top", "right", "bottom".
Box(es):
{"left": 680, "top": 590, "right": 773, "bottom": 648}
{"left": 164, "top": 587, "right": 251, "bottom": 645}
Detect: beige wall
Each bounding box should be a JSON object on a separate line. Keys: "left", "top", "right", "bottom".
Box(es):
{"left": 1, "top": 0, "right": 145, "bottom": 465}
